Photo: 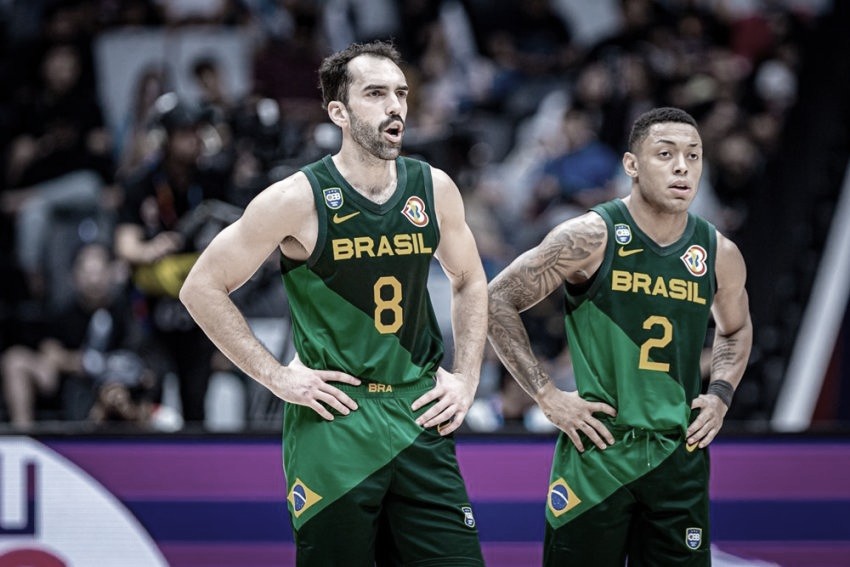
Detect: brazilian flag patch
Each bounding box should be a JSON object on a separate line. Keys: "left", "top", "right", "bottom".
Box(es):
{"left": 287, "top": 478, "right": 323, "bottom": 518}
{"left": 548, "top": 477, "right": 582, "bottom": 517}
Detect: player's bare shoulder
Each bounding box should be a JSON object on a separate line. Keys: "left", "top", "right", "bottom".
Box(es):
{"left": 257, "top": 171, "right": 314, "bottom": 215}
{"left": 427, "top": 165, "right": 463, "bottom": 219}
{"left": 244, "top": 171, "right": 318, "bottom": 260}
{"left": 714, "top": 230, "right": 747, "bottom": 289}
{"left": 494, "top": 211, "right": 607, "bottom": 302}
{"left": 539, "top": 211, "right": 608, "bottom": 282}
{"left": 428, "top": 165, "right": 454, "bottom": 193}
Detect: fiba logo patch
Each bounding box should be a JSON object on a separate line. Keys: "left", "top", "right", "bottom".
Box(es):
{"left": 685, "top": 527, "right": 703, "bottom": 550}
{"left": 547, "top": 478, "right": 582, "bottom": 517}
{"left": 614, "top": 223, "right": 632, "bottom": 245}
{"left": 401, "top": 196, "right": 429, "bottom": 227}
{"left": 287, "top": 478, "right": 323, "bottom": 518}
{"left": 680, "top": 245, "right": 708, "bottom": 277}
{"left": 460, "top": 506, "right": 476, "bottom": 528}
{"left": 323, "top": 187, "right": 344, "bottom": 210}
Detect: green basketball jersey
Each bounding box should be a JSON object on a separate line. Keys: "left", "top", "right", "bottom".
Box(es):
{"left": 564, "top": 199, "right": 717, "bottom": 433}
{"left": 280, "top": 155, "right": 444, "bottom": 385}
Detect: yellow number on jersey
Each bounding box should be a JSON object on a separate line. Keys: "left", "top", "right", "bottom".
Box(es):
{"left": 639, "top": 315, "right": 672, "bottom": 372}
{"left": 374, "top": 276, "right": 403, "bottom": 334}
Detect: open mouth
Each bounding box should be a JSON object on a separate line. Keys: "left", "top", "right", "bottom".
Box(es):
{"left": 382, "top": 118, "right": 404, "bottom": 143}
{"left": 384, "top": 123, "right": 403, "bottom": 143}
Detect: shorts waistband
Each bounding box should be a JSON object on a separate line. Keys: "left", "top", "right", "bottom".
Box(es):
{"left": 610, "top": 425, "right": 683, "bottom": 438}
{"left": 597, "top": 416, "right": 683, "bottom": 437}
{"left": 336, "top": 376, "right": 435, "bottom": 398}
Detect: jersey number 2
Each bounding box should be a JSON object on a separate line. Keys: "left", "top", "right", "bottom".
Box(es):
{"left": 639, "top": 315, "right": 672, "bottom": 372}
{"left": 374, "top": 276, "right": 403, "bottom": 334}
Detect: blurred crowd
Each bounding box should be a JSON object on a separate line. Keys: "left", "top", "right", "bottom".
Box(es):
{"left": 0, "top": 0, "right": 817, "bottom": 432}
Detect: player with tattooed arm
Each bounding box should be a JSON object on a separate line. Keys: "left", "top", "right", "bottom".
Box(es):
{"left": 488, "top": 107, "right": 752, "bottom": 566}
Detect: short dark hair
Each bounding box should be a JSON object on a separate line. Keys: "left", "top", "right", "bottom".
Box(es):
{"left": 628, "top": 107, "right": 699, "bottom": 152}
{"left": 318, "top": 40, "right": 403, "bottom": 109}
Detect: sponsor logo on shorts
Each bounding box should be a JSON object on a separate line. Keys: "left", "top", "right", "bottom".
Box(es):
{"left": 287, "top": 478, "right": 323, "bottom": 518}
{"left": 547, "top": 477, "right": 582, "bottom": 517}
{"left": 323, "top": 187, "right": 344, "bottom": 210}
{"left": 461, "top": 506, "right": 476, "bottom": 528}
{"left": 686, "top": 527, "right": 703, "bottom": 550}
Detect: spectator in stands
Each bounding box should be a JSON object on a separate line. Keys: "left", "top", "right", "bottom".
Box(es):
{"left": 2, "top": 41, "right": 114, "bottom": 302}
{"left": 524, "top": 105, "right": 620, "bottom": 243}
{"left": 191, "top": 56, "right": 234, "bottom": 128}
{"left": 251, "top": 1, "right": 327, "bottom": 158}
{"left": 116, "top": 65, "right": 172, "bottom": 178}
{"left": 0, "top": 243, "right": 136, "bottom": 428}
{"left": 466, "top": 0, "right": 576, "bottom": 116}
{"left": 114, "top": 94, "right": 233, "bottom": 427}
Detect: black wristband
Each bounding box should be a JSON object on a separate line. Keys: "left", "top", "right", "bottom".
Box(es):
{"left": 707, "top": 380, "right": 734, "bottom": 408}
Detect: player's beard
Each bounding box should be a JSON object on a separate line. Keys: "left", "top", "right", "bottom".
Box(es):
{"left": 349, "top": 110, "right": 403, "bottom": 161}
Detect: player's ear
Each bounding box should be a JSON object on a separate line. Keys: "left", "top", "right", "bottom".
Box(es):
{"left": 327, "top": 101, "right": 347, "bottom": 127}
{"left": 622, "top": 152, "right": 638, "bottom": 178}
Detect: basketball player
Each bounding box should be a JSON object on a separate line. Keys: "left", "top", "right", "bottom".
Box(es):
{"left": 179, "top": 41, "right": 487, "bottom": 565}
{"left": 487, "top": 107, "right": 752, "bottom": 565}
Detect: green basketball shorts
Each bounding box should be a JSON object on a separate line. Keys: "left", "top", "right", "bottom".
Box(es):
{"left": 544, "top": 430, "right": 711, "bottom": 566}
{"left": 283, "top": 377, "right": 484, "bottom": 567}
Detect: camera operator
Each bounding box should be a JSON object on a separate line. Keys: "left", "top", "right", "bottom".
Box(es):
{"left": 114, "top": 93, "right": 234, "bottom": 428}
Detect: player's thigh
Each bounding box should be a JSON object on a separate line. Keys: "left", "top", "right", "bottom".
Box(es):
{"left": 284, "top": 401, "right": 394, "bottom": 566}
{"left": 544, "top": 486, "right": 633, "bottom": 567}
{"left": 382, "top": 424, "right": 484, "bottom": 566}
{"left": 628, "top": 444, "right": 711, "bottom": 566}
{"left": 293, "top": 466, "right": 391, "bottom": 567}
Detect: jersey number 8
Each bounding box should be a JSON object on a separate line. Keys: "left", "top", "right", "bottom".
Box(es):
{"left": 374, "top": 276, "right": 403, "bottom": 334}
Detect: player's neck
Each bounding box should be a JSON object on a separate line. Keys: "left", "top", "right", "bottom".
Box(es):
{"left": 332, "top": 151, "right": 398, "bottom": 204}
{"left": 623, "top": 195, "right": 689, "bottom": 247}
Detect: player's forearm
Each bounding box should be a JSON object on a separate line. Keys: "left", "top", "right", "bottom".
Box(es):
{"left": 487, "top": 290, "right": 551, "bottom": 400}
{"left": 180, "top": 280, "right": 282, "bottom": 389}
{"left": 710, "top": 314, "right": 753, "bottom": 390}
{"left": 449, "top": 276, "right": 488, "bottom": 384}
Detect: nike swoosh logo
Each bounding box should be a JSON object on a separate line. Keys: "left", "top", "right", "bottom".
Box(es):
{"left": 617, "top": 247, "right": 644, "bottom": 257}
{"left": 332, "top": 211, "right": 361, "bottom": 224}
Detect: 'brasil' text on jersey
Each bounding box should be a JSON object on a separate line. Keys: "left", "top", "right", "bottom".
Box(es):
{"left": 611, "top": 269, "right": 707, "bottom": 305}
{"left": 332, "top": 232, "right": 433, "bottom": 260}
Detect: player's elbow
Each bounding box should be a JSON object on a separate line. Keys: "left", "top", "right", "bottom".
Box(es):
{"left": 178, "top": 269, "right": 203, "bottom": 312}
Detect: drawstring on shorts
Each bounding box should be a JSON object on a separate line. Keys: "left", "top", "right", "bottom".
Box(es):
{"left": 621, "top": 428, "right": 653, "bottom": 468}
{"left": 620, "top": 427, "right": 681, "bottom": 469}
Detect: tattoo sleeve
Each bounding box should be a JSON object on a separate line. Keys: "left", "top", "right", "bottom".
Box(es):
{"left": 487, "top": 218, "right": 604, "bottom": 398}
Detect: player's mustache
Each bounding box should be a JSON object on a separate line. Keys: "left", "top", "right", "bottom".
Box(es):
{"left": 380, "top": 117, "right": 405, "bottom": 130}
